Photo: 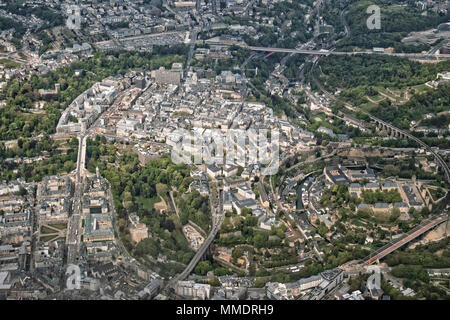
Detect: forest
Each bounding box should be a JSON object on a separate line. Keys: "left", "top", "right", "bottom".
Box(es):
{"left": 178, "top": 190, "right": 212, "bottom": 233}
{"left": 318, "top": 55, "right": 450, "bottom": 90}
{"left": 0, "top": 16, "right": 26, "bottom": 37}
{"left": 383, "top": 238, "right": 450, "bottom": 300}
{"left": 370, "top": 82, "right": 450, "bottom": 130}
{"left": 2, "top": 1, "right": 64, "bottom": 29}
{"left": 0, "top": 136, "right": 78, "bottom": 182}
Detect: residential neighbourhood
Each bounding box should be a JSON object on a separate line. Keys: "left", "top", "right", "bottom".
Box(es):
{"left": 0, "top": 0, "right": 448, "bottom": 306}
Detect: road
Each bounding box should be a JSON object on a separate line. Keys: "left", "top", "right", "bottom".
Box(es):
{"left": 169, "top": 191, "right": 180, "bottom": 218}
{"left": 65, "top": 89, "right": 125, "bottom": 265}
{"left": 184, "top": 28, "right": 198, "bottom": 78}
{"left": 268, "top": 175, "right": 283, "bottom": 214}
{"left": 0, "top": 52, "right": 28, "bottom": 64}
{"left": 66, "top": 135, "right": 85, "bottom": 265}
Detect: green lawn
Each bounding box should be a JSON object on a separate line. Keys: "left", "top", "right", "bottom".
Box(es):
{"left": 40, "top": 226, "right": 57, "bottom": 235}
{"left": 427, "top": 187, "right": 446, "bottom": 202}
{"left": 411, "top": 83, "right": 429, "bottom": 93}
{"left": 136, "top": 195, "right": 161, "bottom": 210}
{"left": 40, "top": 235, "right": 57, "bottom": 242}
{"left": 350, "top": 218, "right": 367, "bottom": 227}
{"left": 0, "top": 58, "right": 20, "bottom": 69}
{"left": 48, "top": 223, "right": 67, "bottom": 230}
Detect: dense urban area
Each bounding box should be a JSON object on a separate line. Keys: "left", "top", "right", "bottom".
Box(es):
{"left": 0, "top": 0, "right": 449, "bottom": 301}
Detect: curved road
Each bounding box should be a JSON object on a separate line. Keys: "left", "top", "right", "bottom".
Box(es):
{"left": 367, "top": 115, "right": 450, "bottom": 182}
{"left": 310, "top": 68, "right": 450, "bottom": 183}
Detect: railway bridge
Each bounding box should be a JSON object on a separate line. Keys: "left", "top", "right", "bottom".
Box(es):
{"left": 369, "top": 115, "right": 450, "bottom": 182}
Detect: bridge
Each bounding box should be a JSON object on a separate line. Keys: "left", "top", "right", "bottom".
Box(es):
{"left": 369, "top": 115, "right": 450, "bottom": 182}
{"left": 163, "top": 189, "right": 225, "bottom": 294}
{"left": 163, "top": 217, "right": 224, "bottom": 294}
{"left": 202, "top": 41, "right": 450, "bottom": 60}
{"left": 362, "top": 214, "right": 449, "bottom": 266}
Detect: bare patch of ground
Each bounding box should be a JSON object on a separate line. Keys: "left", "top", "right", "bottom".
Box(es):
{"left": 409, "top": 221, "right": 449, "bottom": 249}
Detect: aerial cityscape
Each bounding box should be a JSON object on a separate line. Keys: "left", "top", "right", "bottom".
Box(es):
{"left": 0, "top": 0, "right": 449, "bottom": 304}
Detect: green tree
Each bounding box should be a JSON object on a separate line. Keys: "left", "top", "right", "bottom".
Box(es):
{"left": 194, "top": 261, "right": 213, "bottom": 276}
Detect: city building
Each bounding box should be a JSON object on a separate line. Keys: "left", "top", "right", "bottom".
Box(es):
{"left": 175, "top": 281, "right": 211, "bottom": 300}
